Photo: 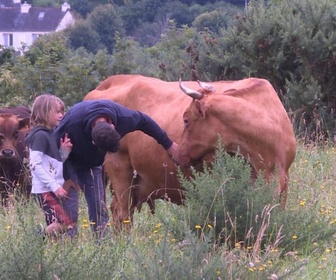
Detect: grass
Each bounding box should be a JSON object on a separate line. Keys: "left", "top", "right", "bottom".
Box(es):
{"left": 1, "top": 142, "right": 336, "bottom": 279}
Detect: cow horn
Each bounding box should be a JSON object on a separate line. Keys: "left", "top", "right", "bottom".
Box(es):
{"left": 197, "top": 80, "right": 215, "bottom": 92}
{"left": 179, "top": 79, "right": 202, "bottom": 99}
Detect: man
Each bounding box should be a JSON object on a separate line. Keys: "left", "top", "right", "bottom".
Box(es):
{"left": 53, "top": 99, "right": 179, "bottom": 238}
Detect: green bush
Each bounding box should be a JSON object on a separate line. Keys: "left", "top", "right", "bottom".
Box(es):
{"left": 173, "top": 143, "right": 277, "bottom": 249}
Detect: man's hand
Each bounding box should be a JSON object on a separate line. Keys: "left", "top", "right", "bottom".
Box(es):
{"left": 166, "top": 142, "right": 180, "bottom": 165}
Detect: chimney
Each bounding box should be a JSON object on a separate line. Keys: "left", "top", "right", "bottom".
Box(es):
{"left": 62, "top": 2, "right": 70, "bottom": 12}
{"left": 21, "top": 2, "right": 31, "bottom": 13}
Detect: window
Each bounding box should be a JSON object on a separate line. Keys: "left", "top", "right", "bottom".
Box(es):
{"left": 3, "top": 34, "right": 13, "bottom": 46}
{"left": 38, "top": 12, "right": 45, "bottom": 20}
{"left": 32, "top": 33, "right": 41, "bottom": 42}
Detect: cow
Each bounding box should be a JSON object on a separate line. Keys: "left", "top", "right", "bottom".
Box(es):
{"left": 83, "top": 74, "right": 296, "bottom": 227}
{"left": 0, "top": 106, "right": 31, "bottom": 206}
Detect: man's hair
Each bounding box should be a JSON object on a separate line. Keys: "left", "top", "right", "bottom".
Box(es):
{"left": 91, "top": 122, "right": 121, "bottom": 153}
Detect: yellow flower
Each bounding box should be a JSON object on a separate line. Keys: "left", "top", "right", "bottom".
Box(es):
{"left": 195, "top": 225, "right": 202, "bottom": 229}
{"left": 123, "top": 220, "right": 131, "bottom": 224}
{"left": 6, "top": 225, "right": 11, "bottom": 230}
{"left": 292, "top": 235, "right": 298, "bottom": 240}
{"left": 299, "top": 200, "right": 306, "bottom": 206}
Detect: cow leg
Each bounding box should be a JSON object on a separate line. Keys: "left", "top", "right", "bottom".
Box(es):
{"left": 277, "top": 168, "right": 289, "bottom": 209}
{"left": 104, "top": 153, "right": 137, "bottom": 230}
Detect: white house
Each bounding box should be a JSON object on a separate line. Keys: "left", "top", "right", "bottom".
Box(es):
{"left": 0, "top": 0, "right": 75, "bottom": 52}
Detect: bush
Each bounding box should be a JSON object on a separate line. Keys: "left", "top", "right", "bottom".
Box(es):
{"left": 166, "top": 142, "right": 277, "bottom": 249}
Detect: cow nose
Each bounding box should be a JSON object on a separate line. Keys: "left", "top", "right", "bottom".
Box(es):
{"left": 1, "top": 149, "right": 15, "bottom": 158}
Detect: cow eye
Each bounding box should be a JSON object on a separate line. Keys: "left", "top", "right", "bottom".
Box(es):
{"left": 13, "top": 131, "right": 19, "bottom": 139}
{"left": 183, "top": 119, "right": 189, "bottom": 128}
{"left": 0, "top": 133, "right": 4, "bottom": 141}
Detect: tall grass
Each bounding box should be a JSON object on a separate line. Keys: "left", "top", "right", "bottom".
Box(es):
{"left": 1, "top": 142, "right": 336, "bottom": 279}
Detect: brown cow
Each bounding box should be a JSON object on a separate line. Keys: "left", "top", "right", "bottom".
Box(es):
{"left": 83, "top": 74, "right": 296, "bottom": 226}
{"left": 0, "top": 106, "right": 31, "bottom": 206}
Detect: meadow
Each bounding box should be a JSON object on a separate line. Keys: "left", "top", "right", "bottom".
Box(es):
{"left": 1, "top": 142, "right": 336, "bottom": 280}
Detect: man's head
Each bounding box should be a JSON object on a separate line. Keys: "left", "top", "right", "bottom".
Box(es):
{"left": 91, "top": 122, "right": 121, "bottom": 153}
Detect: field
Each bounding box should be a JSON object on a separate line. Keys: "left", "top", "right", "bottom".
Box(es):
{"left": 1, "top": 142, "right": 336, "bottom": 279}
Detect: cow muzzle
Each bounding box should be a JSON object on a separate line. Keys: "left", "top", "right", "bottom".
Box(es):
{"left": 0, "top": 149, "right": 16, "bottom": 159}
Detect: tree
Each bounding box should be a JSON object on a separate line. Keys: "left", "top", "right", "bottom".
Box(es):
{"left": 68, "top": 0, "right": 112, "bottom": 18}
{"left": 65, "top": 20, "right": 103, "bottom": 54}
{"left": 87, "top": 5, "right": 125, "bottom": 53}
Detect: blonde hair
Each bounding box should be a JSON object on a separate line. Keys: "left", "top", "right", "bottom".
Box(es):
{"left": 31, "top": 94, "right": 65, "bottom": 127}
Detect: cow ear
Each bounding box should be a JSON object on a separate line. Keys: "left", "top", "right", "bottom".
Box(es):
{"left": 18, "top": 117, "right": 30, "bottom": 130}
{"left": 195, "top": 100, "right": 206, "bottom": 118}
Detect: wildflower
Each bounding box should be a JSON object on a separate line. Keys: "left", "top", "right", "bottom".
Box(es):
{"left": 248, "top": 262, "right": 254, "bottom": 268}
{"left": 6, "top": 225, "right": 11, "bottom": 230}
{"left": 195, "top": 225, "right": 201, "bottom": 229}
{"left": 123, "top": 220, "right": 131, "bottom": 224}
{"left": 292, "top": 235, "right": 298, "bottom": 240}
{"left": 271, "top": 274, "right": 278, "bottom": 280}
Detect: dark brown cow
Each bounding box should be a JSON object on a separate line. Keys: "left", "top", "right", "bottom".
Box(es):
{"left": 0, "top": 106, "right": 31, "bottom": 205}
{"left": 84, "top": 75, "right": 296, "bottom": 226}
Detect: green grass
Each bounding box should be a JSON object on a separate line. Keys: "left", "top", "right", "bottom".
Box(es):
{"left": 1, "top": 142, "right": 336, "bottom": 279}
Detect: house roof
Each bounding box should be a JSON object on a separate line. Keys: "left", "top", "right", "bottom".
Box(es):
{"left": 0, "top": 6, "right": 71, "bottom": 32}
{"left": 0, "top": 0, "right": 19, "bottom": 8}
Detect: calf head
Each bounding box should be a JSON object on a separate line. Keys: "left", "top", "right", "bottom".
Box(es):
{"left": 0, "top": 113, "right": 29, "bottom": 162}
{"left": 0, "top": 113, "right": 30, "bottom": 202}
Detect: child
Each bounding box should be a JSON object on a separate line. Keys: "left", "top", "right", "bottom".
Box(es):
{"left": 25, "top": 94, "right": 74, "bottom": 238}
